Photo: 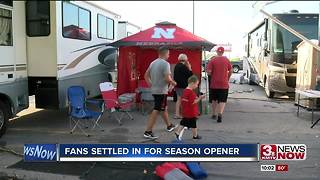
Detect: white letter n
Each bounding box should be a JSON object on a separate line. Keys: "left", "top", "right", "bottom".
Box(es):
{"left": 151, "top": 28, "right": 176, "bottom": 39}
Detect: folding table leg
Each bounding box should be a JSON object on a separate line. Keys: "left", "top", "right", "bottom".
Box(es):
{"left": 312, "top": 98, "right": 315, "bottom": 124}
{"left": 311, "top": 118, "right": 320, "bottom": 128}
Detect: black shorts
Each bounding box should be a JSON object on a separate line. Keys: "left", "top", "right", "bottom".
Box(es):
{"left": 153, "top": 94, "right": 167, "bottom": 111}
{"left": 210, "top": 89, "right": 229, "bottom": 103}
{"left": 180, "top": 117, "right": 197, "bottom": 128}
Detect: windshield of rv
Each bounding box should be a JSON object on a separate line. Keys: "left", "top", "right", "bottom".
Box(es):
{"left": 272, "top": 14, "right": 318, "bottom": 56}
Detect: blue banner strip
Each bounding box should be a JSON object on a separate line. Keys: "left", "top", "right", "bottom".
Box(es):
{"left": 59, "top": 144, "right": 258, "bottom": 158}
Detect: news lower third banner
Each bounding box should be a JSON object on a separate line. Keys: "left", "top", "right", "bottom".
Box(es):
{"left": 24, "top": 143, "right": 259, "bottom": 162}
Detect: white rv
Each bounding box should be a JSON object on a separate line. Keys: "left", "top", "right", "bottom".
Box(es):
{"left": 244, "top": 12, "right": 318, "bottom": 98}
{"left": 0, "top": 1, "right": 28, "bottom": 137}
{"left": 26, "top": 1, "right": 120, "bottom": 109}
{"left": 0, "top": 0, "right": 122, "bottom": 137}
{"left": 117, "top": 21, "right": 141, "bottom": 39}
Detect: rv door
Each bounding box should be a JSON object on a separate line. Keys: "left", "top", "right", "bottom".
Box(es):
{"left": 0, "top": 6, "right": 15, "bottom": 83}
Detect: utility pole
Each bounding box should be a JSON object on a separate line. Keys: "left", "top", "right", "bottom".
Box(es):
{"left": 192, "top": 0, "right": 195, "bottom": 34}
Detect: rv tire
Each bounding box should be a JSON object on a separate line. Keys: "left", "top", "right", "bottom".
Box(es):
{"left": 0, "top": 101, "right": 9, "bottom": 138}
{"left": 264, "top": 78, "right": 275, "bottom": 98}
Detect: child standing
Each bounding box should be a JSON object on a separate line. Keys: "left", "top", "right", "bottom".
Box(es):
{"left": 175, "top": 75, "right": 205, "bottom": 140}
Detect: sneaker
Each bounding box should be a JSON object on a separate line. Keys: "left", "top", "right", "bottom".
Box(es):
{"left": 167, "top": 124, "right": 177, "bottom": 132}
{"left": 217, "top": 115, "right": 222, "bottom": 123}
{"left": 143, "top": 131, "right": 158, "bottom": 139}
{"left": 211, "top": 114, "right": 217, "bottom": 119}
{"left": 193, "top": 135, "right": 202, "bottom": 139}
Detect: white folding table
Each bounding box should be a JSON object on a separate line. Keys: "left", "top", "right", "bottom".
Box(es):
{"left": 296, "top": 89, "right": 320, "bottom": 128}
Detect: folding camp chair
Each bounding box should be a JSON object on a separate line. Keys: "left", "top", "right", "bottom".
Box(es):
{"left": 99, "top": 82, "right": 134, "bottom": 126}
{"left": 67, "top": 86, "right": 103, "bottom": 136}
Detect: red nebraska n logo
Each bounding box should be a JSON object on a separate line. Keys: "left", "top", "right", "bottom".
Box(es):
{"left": 151, "top": 27, "right": 176, "bottom": 39}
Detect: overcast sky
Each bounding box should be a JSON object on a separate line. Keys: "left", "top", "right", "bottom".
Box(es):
{"left": 92, "top": 1, "right": 319, "bottom": 57}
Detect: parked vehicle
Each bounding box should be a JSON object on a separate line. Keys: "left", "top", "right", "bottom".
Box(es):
{"left": 203, "top": 57, "right": 243, "bottom": 74}
{"left": 26, "top": 1, "right": 121, "bottom": 109}
{"left": 0, "top": 0, "right": 138, "bottom": 137}
{"left": 244, "top": 11, "right": 319, "bottom": 98}
{"left": 0, "top": 1, "right": 28, "bottom": 137}
{"left": 231, "top": 60, "right": 243, "bottom": 73}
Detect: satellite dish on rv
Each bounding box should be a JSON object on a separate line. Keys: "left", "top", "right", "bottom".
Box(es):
{"left": 98, "top": 47, "right": 118, "bottom": 71}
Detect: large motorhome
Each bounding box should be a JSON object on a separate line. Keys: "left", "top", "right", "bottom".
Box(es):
{"left": 244, "top": 11, "right": 319, "bottom": 98}
{"left": 26, "top": 1, "right": 120, "bottom": 109}
{"left": 0, "top": 1, "right": 28, "bottom": 137}
{"left": 0, "top": 0, "right": 123, "bottom": 137}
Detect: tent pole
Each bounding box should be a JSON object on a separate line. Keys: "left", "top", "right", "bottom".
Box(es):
{"left": 203, "top": 47, "right": 209, "bottom": 115}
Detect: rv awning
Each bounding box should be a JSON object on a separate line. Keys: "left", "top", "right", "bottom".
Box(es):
{"left": 109, "top": 21, "right": 215, "bottom": 51}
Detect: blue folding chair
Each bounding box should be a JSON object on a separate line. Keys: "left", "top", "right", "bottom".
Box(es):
{"left": 67, "top": 86, "right": 103, "bottom": 137}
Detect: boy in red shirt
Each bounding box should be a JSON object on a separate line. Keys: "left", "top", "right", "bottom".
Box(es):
{"left": 174, "top": 75, "right": 205, "bottom": 140}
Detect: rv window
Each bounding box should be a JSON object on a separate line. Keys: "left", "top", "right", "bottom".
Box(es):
{"left": 106, "top": 17, "right": 114, "bottom": 39}
{"left": 0, "top": 8, "right": 12, "bottom": 46}
{"left": 272, "top": 14, "right": 318, "bottom": 56}
{"left": 26, "top": 1, "right": 50, "bottom": 37}
{"left": 97, "top": 14, "right": 114, "bottom": 40}
{"left": 98, "top": 14, "right": 107, "bottom": 38}
{"left": 0, "top": 0, "right": 12, "bottom": 7}
{"left": 62, "top": 2, "right": 91, "bottom": 41}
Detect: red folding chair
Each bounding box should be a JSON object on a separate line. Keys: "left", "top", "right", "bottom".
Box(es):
{"left": 99, "top": 82, "right": 134, "bottom": 126}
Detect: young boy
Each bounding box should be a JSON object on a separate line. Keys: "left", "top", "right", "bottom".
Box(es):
{"left": 175, "top": 75, "right": 205, "bottom": 140}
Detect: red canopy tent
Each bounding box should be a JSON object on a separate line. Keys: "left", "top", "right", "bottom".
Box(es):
{"left": 109, "top": 22, "right": 215, "bottom": 96}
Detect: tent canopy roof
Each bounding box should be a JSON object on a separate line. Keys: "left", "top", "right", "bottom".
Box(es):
{"left": 110, "top": 21, "right": 215, "bottom": 51}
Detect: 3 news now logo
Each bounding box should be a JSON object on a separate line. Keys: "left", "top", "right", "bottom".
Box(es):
{"left": 24, "top": 144, "right": 57, "bottom": 162}
{"left": 260, "top": 144, "right": 306, "bottom": 160}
